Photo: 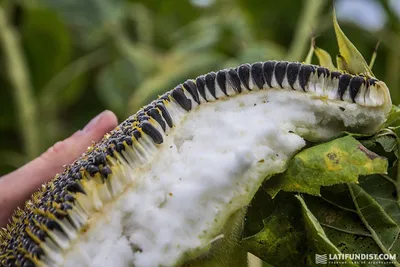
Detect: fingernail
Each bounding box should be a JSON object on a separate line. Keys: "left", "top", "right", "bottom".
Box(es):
{"left": 83, "top": 111, "right": 106, "bottom": 133}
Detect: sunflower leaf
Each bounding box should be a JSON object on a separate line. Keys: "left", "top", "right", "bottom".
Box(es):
{"left": 333, "top": 9, "right": 374, "bottom": 76}
{"left": 264, "top": 136, "right": 388, "bottom": 197}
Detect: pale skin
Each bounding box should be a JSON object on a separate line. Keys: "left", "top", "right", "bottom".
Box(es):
{"left": 0, "top": 110, "right": 118, "bottom": 228}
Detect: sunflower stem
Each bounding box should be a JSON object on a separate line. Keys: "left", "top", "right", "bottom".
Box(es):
{"left": 0, "top": 6, "right": 40, "bottom": 160}
{"left": 286, "top": 0, "right": 326, "bottom": 61}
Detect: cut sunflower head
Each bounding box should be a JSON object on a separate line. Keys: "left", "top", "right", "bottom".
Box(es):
{"left": 0, "top": 11, "right": 392, "bottom": 267}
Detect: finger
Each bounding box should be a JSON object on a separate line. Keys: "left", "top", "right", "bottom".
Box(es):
{"left": 38, "top": 110, "right": 118, "bottom": 175}
{"left": 0, "top": 110, "right": 118, "bottom": 226}
{"left": 8, "top": 110, "right": 118, "bottom": 183}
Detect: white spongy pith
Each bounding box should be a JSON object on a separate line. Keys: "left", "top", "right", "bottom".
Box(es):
{"left": 62, "top": 89, "right": 388, "bottom": 267}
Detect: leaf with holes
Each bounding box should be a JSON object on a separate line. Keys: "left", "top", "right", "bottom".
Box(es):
{"left": 264, "top": 136, "right": 388, "bottom": 197}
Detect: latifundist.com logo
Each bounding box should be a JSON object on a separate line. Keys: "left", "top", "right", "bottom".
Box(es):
{"left": 315, "top": 253, "right": 397, "bottom": 265}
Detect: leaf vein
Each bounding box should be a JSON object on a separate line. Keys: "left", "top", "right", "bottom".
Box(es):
{"left": 348, "top": 184, "right": 400, "bottom": 267}
{"left": 320, "top": 222, "right": 371, "bottom": 237}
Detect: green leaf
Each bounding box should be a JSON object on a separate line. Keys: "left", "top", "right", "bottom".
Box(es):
{"left": 356, "top": 174, "right": 400, "bottom": 259}
{"left": 303, "top": 38, "right": 314, "bottom": 65}
{"left": 303, "top": 175, "right": 400, "bottom": 266}
{"left": 242, "top": 191, "right": 357, "bottom": 266}
{"left": 383, "top": 105, "right": 400, "bottom": 128}
{"left": 296, "top": 195, "right": 357, "bottom": 266}
{"left": 333, "top": 9, "right": 374, "bottom": 76}
{"left": 375, "top": 135, "right": 397, "bottom": 153}
{"left": 245, "top": 174, "right": 400, "bottom": 266}
{"left": 264, "top": 136, "right": 388, "bottom": 197}
{"left": 349, "top": 183, "right": 399, "bottom": 251}
{"left": 242, "top": 190, "right": 307, "bottom": 266}
{"left": 314, "top": 44, "right": 336, "bottom": 70}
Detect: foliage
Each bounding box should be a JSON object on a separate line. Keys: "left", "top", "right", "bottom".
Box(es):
{"left": 1, "top": 0, "right": 400, "bottom": 266}
{"left": 264, "top": 136, "right": 388, "bottom": 197}
{"left": 242, "top": 6, "right": 400, "bottom": 265}
{"left": 244, "top": 131, "right": 400, "bottom": 266}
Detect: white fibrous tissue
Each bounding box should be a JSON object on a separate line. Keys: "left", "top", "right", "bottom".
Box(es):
{"left": 1, "top": 60, "right": 393, "bottom": 267}
{"left": 61, "top": 88, "right": 388, "bottom": 267}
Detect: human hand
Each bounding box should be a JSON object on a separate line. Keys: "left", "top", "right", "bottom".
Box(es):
{"left": 0, "top": 110, "right": 118, "bottom": 227}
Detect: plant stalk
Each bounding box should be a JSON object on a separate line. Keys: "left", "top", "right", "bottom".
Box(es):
{"left": 286, "top": 0, "right": 326, "bottom": 61}
{"left": 0, "top": 6, "right": 40, "bottom": 160}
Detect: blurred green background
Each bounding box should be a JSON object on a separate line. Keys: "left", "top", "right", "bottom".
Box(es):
{"left": 0, "top": 0, "right": 399, "bottom": 176}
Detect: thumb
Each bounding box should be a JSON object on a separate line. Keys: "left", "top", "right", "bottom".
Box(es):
{"left": 0, "top": 110, "right": 118, "bottom": 226}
